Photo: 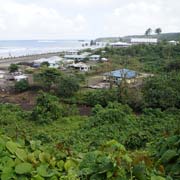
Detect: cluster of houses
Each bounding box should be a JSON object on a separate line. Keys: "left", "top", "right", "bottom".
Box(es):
{"left": 109, "top": 37, "right": 179, "bottom": 48}
{"left": 31, "top": 50, "right": 108, "bottom": 72}
{"left": 110, "top": 38, "right": 158, "bottom": 48}
{"left": 0, "top": 49, "right": 109, "bottom": 91}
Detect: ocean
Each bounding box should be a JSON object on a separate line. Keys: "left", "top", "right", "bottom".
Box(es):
{"left": 0, "top": 40, "right": 90, "bottom": 58}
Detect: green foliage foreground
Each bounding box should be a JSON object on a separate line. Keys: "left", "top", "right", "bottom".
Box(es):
{"left": 1, "top": 134, "right": 177, "bottom": 180}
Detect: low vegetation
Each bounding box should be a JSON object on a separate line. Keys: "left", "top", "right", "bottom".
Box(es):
{"left": 1, "top": 42, "right": 180, "bottom": 179}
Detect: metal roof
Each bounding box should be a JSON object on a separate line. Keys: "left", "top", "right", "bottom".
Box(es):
{"left": 131, "top": 38, "right": 157, "bottom": 43}
{"left": 90, "top": 55, "right": 100, "bottom": 58}
{"left": 104, "top": 69, "right": 137, "bottom": 79}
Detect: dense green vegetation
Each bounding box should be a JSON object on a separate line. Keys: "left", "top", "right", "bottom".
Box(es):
{"left": 1, "top": 42, "right": 180, "bottom": 179}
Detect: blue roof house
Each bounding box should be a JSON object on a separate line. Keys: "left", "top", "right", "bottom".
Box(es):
{"left": 103, "top": 69, "right": 138, "bottom": 84}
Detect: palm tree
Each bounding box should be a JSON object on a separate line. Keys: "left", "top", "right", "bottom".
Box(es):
{"left": 155, "top": 28, "right": 162, "bottom": 35}
{"left": 145, "top": 28, "right": 152, "bottom": 36}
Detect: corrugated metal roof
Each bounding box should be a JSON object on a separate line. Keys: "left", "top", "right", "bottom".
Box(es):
{"left": 104, "top": 69, "right": 137, "bottom": 79}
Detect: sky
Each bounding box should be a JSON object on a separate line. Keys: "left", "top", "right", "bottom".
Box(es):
{"left": 0, "top": 0, "right": 179, "bottom": 40}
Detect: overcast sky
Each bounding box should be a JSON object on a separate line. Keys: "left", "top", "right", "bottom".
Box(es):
{"left": 0, "top": 0, "right": 179, "bottom": 40}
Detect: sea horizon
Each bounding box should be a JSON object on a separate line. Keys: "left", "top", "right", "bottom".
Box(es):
{"left": 0, "top": 39, "right": 91, "bottom": 58}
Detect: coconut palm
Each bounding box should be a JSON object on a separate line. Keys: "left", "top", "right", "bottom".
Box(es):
{"left": 145, "top": 28, "right": 152, "bottom": 36}
{"left": 155, "top": 28, "right": 162, "bottom": 35}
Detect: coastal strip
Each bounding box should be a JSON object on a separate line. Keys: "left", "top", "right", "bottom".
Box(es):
{"left": 0, "top": 52, "right": 63, "bottom": 68}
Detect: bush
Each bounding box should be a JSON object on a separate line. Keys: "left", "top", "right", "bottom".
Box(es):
{"left": 149, "top": 133, "right": 180, "bottom": 179}
{"left": 83, "top": 89, "right": 118, "bottom": 107}
{"left": 56, "top": 75, "right": 80, "bottom": 98}
{"left": 8, "top": 63, "right": 19, "bottom": 73}
{"left": 14, "top": 80, "right": 29, "bottom": 92}
{"left": 33, "top": 67, "right": 61, "bottom": 90}
{"left": 143, "top": 73, "right": 180, "bottom": 109}
{"left": 31, "top": 92, "right": 64, "bottom": 124}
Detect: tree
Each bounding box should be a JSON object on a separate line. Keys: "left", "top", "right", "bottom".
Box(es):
{"left": 8, "top": 63, "right": 19, "bottom": 73}
{"left": 14, "top": 79, "right": 29, "bottom": 92}
{"left": 145, "top": 28, "right": 152, "bottom": 36}
{"left": 34, "top": 67, "right": 61, "bottom": 90}
{"left": 31, "top": 92, "right": 64, "bottom": 123}
{"left": 143, "top": 73, "right": 180, "bottom": 109}
{"left": 155, "top": 28, "right": 162, "bottom": 35}
{"left": 90, "top": 40, "right": 95, "bottom": 46}
{"left": 56, "top": 75, "right": 80, "bottom": 98}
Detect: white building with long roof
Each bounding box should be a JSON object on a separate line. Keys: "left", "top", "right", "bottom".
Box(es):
{"left": 131, "top": 38, "right": 158, "bottom": 44}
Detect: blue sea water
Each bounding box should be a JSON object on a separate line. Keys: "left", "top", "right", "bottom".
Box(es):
{"left": 0, "top": 40, "right": 90, "bottom": 58}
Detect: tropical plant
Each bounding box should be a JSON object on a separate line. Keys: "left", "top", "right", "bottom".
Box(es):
{"left": 149, "top": 132, "right": 180, "bottom": 180}
{"left": 145, "top": 28, "right": 152, "bottom": 36}
{"left": 155, "top": 28, "right": 162, "bottom": 35}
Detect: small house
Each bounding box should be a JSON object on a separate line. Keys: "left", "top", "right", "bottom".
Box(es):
{"left": 14, "top": 75, "right": 28, "bottom": 82}
{"left": 101, "top": 58, "right": 108, "bottom": 62}
{"left": 168, "top": 40, "right": 179, "bottom": 45}
{"left": 65, "top": 50, "right": 79, "bottom": 55}
{"left": 69, "top": 62, "right": 90, "bottom": 72}
{"left": 103, "top": 69, "right": 138, "bottom": 84}
{"left": 89, "top": 55, "right": 101, "bottom": 61}
{"left": 33, "top": 56, "right": 62, "bottom": 68}
{"left": 64, "top": 54, "right": 87, "bottom": 61}
{"left": 110, "top": 42, "right": 131, "bottom": 48}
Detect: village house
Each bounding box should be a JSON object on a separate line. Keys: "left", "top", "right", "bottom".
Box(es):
{"left": 103, "top": 68, "right": 153, "bottom": 85}
{"left": 168, "top": 40, "right": 179, "bottom": 45}
{"left": 14, "top": 74, "right": 28, "bottom": 82}
{"left": 89, "top": 55, "right": 101, "bottom": 61}
{"left": 64, "top": 54, "right": 87, "bottom": 61}
{"left": 101, "top": 58, "right": 108, "bottom": 62}
{"left": 64, "top": 50, "right": 79, "bottom": 55}
{"left": 130, "top": 38, "right": 158, "bottom": 44}
{"left": 33, "top": 56, "right": 62, "bottom": 68}
{"left": 110, "top": 42, "right": 132, "bottom": 48}
{"left": 69, "top": 62, "right": 90, "bottom": 72}
{"left": 103, "top": 69, "right": 139, "bottom": 84}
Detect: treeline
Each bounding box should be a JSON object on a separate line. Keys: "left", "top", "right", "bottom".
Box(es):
{"left": 95, "top": 42, "right": 180, "bottom": 73}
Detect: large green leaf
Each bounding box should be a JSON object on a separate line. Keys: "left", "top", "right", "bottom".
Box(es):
{"left": 15, "top": 162, "right": 33, "bottom": 174}
{"left": 15, "top": 148, "right": 27, "bottom": 161}
{"left": 1, "top": 167, "right": 14, "bottom": 180}
{"left": 6, "top": 141, "right": 19, "bottom": 154}
{"left": 37, "top": 164, "right": 54, "bottom": 177}
{"left": 151, "top": 175, "right": 165, "bottom": 180}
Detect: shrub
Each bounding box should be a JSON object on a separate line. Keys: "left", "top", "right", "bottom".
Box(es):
{"left": 31, "top": 92, "right": 64, "bottom": 124}
{"left": 8, "top": 63, "right": 19, "bottom": 73}
{"left": 33, "top": 67, "right": 61, "bottom": 90}
{"left": 14, "top": 79, "right": 29, "bottom": 92}
{"left": 56, "top": 75, "right": 80, "bottom": 98}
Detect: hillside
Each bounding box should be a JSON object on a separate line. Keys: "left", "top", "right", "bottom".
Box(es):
{"left": 96, "top": 32, "right": 180, "bottom": 42}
